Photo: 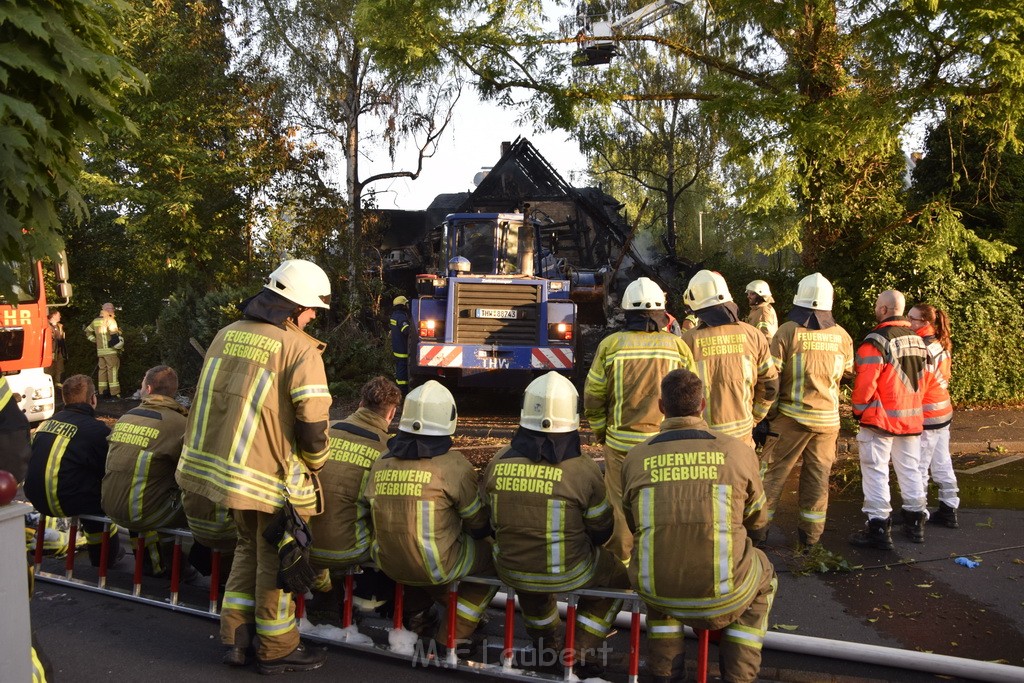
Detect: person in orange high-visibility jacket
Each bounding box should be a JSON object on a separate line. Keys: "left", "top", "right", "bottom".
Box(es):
{"left": 681, "top": 271, "right": 778, "bottom": 449}
{"left": 176, "top": 259, "right": 332, "bottom": 674}
{"left": 908, "top": 303, "right": 959, "bottom": 529}
{"left": 849, "top": 290, "right": 929, "bottom": 550}
{"left": 584, "top": 277, "right": 695, "bottom": 563}
{"left": 750, "top": 274, "right": 853, "bottom": 549}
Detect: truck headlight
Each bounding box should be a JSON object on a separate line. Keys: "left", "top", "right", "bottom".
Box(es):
{"left": 33, "top": 386, "right": 54, "bottom": 400}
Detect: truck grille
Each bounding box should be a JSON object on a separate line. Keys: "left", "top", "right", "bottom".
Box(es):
{"left": 454, "top": 282, "right": 541, "bottom": 345}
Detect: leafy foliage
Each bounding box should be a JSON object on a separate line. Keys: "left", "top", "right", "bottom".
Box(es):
{"left": 0, "top": 0, "right": 144, "bottom": 297}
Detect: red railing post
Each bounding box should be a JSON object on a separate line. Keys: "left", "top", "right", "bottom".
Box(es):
{"left": 132, "top": 535, "right": 145, "bottom": 596}
{"left": 208, "top": 549, "right": 221, "bottom": 614}
{"left": 65, "top": 517, "right": 79, "bottom": 579}
{"left": 97, "top": 522, "right": 111, "bottom": 589}
{"left": 563, "top": 593, "right": 578, "bottom": 680}
{"left": 502, "top": 586, "right": 515, "bottom": 669}
{"left": 446, "top": 581, "right": 459, "bottom": 665}
{"left": 33, "top": 516, "right": 46, "bottom": 573}
{"left": 393, "top": 583, "right": 404, "bottom": 630}
{"left": 169, "top": 535, "right": 183, "bottom": 605}
{"left": 342, "top": 573, "right": 355, "bottom": 629}
{"left": 696, "top": 628, "right": 710, "bottom": 683}
{"left": 628, "top": 599, "right": 642, "bottom": 683}
{"left": 295, "top": 593, "right": 305, "bottom": 621}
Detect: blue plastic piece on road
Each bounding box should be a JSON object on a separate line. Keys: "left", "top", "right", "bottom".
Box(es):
{"left": 954, "top": 557, "right": 980, "bottom": 569}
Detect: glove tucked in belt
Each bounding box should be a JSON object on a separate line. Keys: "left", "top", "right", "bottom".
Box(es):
{"left": 263, "top": 500, "right": 317, "bottom": 594}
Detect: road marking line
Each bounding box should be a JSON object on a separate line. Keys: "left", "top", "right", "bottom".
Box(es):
{"left": 956, "top": 454, "right": 1024, "bottom": 474}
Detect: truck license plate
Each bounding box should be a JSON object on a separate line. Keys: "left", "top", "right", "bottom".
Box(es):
{"left": 476, "top": 308, "right": 519, "bottom": 319}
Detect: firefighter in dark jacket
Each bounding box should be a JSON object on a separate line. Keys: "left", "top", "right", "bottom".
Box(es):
{"left": 24, "top": 374, "right": 122, "bottom": 568}
{"left": 0, "top": 376, "right": 31, "bottom": 482}
{"left": 389, "top": 296, "right": 411, "bottom": 393}
{"left": 485, "top": 372, "right": 629, "bottom": 670}
{"left": 622, "top": 369, "right": 776, "bottom": 683}
{"left": 364, "top": 380, "right": 497, "bottom": 648}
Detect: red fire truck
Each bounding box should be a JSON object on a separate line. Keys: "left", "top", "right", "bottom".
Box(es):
{"left": 0, "top": 254, "right": 72, "bottom": 423}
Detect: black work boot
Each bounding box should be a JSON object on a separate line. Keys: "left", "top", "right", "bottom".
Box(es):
{"left": 849, "top": 517, "right": 893, "bottom": 550}
{"left": 797, "top": 529, "right": 820, "bottom": 550}
{"left": 928, "top": 502, "right": 960, "bottom": 529}
{"left": 748, "top": 526, "right": 768, "bottom": 549}
{"left": 256, "top": 642, "right": 327, "bottom": 675}
{"left": 902, "top": 510, "right": 926, "bottom": 543}
{"left": 222, "top": 624, "right": 256, "bottom": 667}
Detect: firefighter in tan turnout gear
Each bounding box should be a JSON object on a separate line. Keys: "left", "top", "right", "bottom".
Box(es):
{"left": 681, "top": 270, "right": 778, "bottom": 449}
{"left": 86, "top": 302, "right": 124, "bottom": 398}
{"left": 485, "top": 372, "right": 629, "bottom": 672}
{"left": 175, "top": 259, "right": 333, "bottom": 674}
{"left": 744, "top": 280, "right": 778, "bottom": 339}
{"left": 584, "top": 277, "right": 695, "bottom": 562}
{"left": 622, "top": 369, "right": 777, "bottom": 683}
{"left": 364, "top": 380, "right": 497, "bottom": 651}
{"left": 306, "top": 376, "right": 403, "bottom": 627}
{"left": 750, "top": 274, "right": 854, "bottom": 549}
{"left": 101, "top": 365, "right": 207, "bottom": 578}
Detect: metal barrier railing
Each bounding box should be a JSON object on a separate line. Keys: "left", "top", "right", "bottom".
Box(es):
{"left": 30, "top": 511, "right": 719, "bottom": 682}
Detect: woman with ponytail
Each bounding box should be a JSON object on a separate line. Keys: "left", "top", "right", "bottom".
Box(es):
{"left": 907, "top": 304, "right": 959, "bottom": 528}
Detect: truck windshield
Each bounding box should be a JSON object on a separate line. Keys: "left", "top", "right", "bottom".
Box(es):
{"left": 0, "top": 261, "right": 39, "bottom": 304}
{"left": 454, "top": 220, "right": 524, "bottom": 275}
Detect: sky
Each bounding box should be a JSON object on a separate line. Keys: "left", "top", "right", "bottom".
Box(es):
{"left": 361, "top": 99, "right": 589, "bottom": 212}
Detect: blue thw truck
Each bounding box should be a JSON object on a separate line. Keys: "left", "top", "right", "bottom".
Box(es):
{"left": 409, "top": 213, "right": 581, "bottom": 389}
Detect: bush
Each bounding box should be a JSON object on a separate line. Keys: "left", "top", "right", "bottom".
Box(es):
{"left": 318, "top": 320, "right": 394, "bottom": 401}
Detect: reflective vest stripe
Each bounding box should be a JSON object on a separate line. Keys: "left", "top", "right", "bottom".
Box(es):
{"left": 230, "top": 369, "right": 275, "bottom": 465}
{"left": 584, "top": 497, "right": 610, "bottom": 520}
{"left": 714, "top": 484, "right": 732, "bottom": 596}
{"left": 44, "top": 435, "right": 70, "bottom": 517}
{"left": 290, "top": 384, "right": 330, "bottom": 400}
{"left": 638, "top": 487, "right": 655, "bottom": 595}
{"left": 417, "top": 501, "right": 446, "bottom": 583}
{"left": 189, "top": 358, "right": 222, "bottom": 450}
{"left": 128, "top": 451, "right": 154, "bottom": 523}
{"left": 546, "top": 500, "right": 565, "bottom": 574}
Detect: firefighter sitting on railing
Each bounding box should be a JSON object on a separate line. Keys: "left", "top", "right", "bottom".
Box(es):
{"left": 484, "top": 371, "right": 630, "bottom": 675}
{"left": 363, "top": 380, "right": 497, "bottom": 655}
{"left": 24, "top": 375, "right": 123, "bottom": 571}
{"left": 622, "top": 368, "right": 778, "bottom": 683}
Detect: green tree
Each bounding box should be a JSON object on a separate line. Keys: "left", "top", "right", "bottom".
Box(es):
{"left": 0, "top": 0, "right": 144, "bottom": 296}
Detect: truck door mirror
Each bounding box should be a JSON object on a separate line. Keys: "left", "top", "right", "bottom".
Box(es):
{"left": 54, "top": 251, "right": 70, "bottom": 282}
{"left": 57, "top": 282, "right": 73, "bottom": 302}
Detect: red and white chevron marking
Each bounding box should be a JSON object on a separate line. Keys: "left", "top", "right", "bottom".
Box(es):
{"left": 418, "top": 345, "right": 464, "bottom": 367}
{"left": 531, "top": 347, "right": 574, "bottom": 369}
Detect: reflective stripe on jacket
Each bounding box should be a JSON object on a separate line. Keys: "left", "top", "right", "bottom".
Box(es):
{"left": 175, "top": 319, "right": 331, "bottom": 515}
{"left": 390, "top": 308, "right": 410, "bottom": 358}
{"left": 365, "top": 448, "right": 489, "bottom": 587}
{"left": 681, "top": 321, "right": 778, "bottom": 440}
{"left": 309, "top": 407, "right": 390, "bottom": 567}
{"left": 101, "top": 395, "right": 188, "bottom": 530}
{"left": 852, "top": 319, "right": 927, "bottom": 436}
{"left": 917, "top": 324, "right": 952, "bottom": 429}
{"left": 622, "top": 416, "right": 767, "bottom": 628}
{"left": 484, "top": 446, "right": 612, "bottom": 592}
{"left": 746, "top": 303, "right": 778, "bottom": 339}
{"left": 771, "top": 321, "right": 854, "bottom": 432}
{"left": 583, "top": 330, "right": 695, "bottom": 451}
{"left": 87, "top": 315, "right": 121, "bottom": 356}
{"left": 24, "top": 404, "right": 111, "bottom": 517}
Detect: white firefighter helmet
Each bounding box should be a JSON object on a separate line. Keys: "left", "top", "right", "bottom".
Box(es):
{"left": 448, "top": 256, "right": 471, "bottom": 273}
{"left": 622, "top": 277, "right": 666, "bottom": 311}
{"left": 265, "top": 259, "right": 331, "bottom": 309}
{"left": 520, "top": 372, "right": 580, "bottom": 434}
{"left": 683, "top": 270, "right": 732, "bottom": 311}
{"left": 745, "top": 280, "right": 772, "bottom": 299}
{"left": 399, "top": 380, "right": 457, "bottom": 436}
{"left": 793, "top": 272, "right": 834, "bottom": 311}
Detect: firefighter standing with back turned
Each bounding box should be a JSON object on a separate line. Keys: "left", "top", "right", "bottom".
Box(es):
{"left": 681, "top": 270, "right": 778, "bottom": 450}
{"left": 86, "top": 302, "right": 123, "bottom": 399}
{"left": 390, "top": 296, "right": 411, "bottom": 394}
{"left": 750, "top": 273, "right": 853, "bottom": 549}
{"left": 583, "top": 277, "right": 695, "bottom": 563}
{"left": 175, "top": 259, "right": 333, "bottom": 674}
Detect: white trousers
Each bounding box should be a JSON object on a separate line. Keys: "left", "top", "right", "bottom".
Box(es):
{"left": 857, "top": 428, "right": 926, "bottom": 518}
{"left": 920, "top": 426, "right": 959, "bottom": 508}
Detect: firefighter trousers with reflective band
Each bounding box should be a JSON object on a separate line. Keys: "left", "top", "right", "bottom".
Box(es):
{"left": 920, "top": 426, "right": 959, "bottom": 508}
{"left": 601, "top": 444, "right": 632, "bottom": 563}
{"left": 97, "top": 354, "right": 120, "bottom": 396}
{"left": 857, "top": 429, "right": 925, "bottom": 518}
{"left": 645, "top": 552, "right": 777, "bottom": 683}
{"left": 419, "top": 538, "right": 498, "bottom": 643}
{"left": 393, "top": 355, "right": 408, "bottom": 389}
{"left": 760, "top": 414, "right": 838, "bottom": 545}
{"left": 81, "top": 517, "right": 121, "bottom": 569}
{"left": 516, "top": 547, "right": 628, "bottom": 654}
{"left": 220, "top": 509, "right": 301, "bottom": 661}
